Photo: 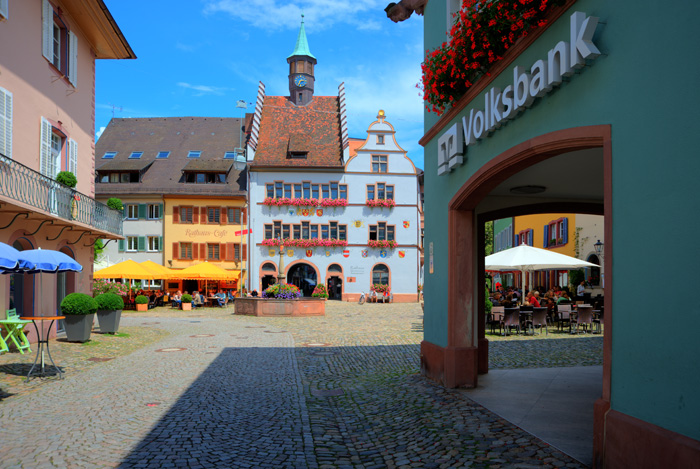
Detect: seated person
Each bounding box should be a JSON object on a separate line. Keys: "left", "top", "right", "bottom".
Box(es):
{"left": 491, "top": 292, "right": 502, "bottom": 306}
{"left": 251, "top": 290, "right": 259, "bottom": 297}
{"left": 214, "top": 291, "right": 226, "bottom": 306}
{"left": 524, "top": 291, "right": 541, "bottom": 307}
{"left": 171, "top": 290, "right": 182, "bottom": 307}
{"left": 192, "top": 291, "right": 204, "bottom": 307}
{"left": 227, "top": 290, "right": 235, "bottom": 301}
{"left": 557, "top": 291, "right": 571, "bottom": 304}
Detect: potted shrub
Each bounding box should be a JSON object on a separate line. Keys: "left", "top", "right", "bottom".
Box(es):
{"left": 181, "top": 293, "right": 192, "bottom": 310}
{"left": 262, "top": 284, "right": 302, "bottom": 299}
{"left": 60, "top": 293, "right": 98, "bottom": 342}
{"left": 312, "top": 284, "right": 329, "bottom": 300}
{"left": 94, "top": 293, "right": 124, "bottom": 333}
{"left": 134, "top": 294, "right": 149, "bottom": 312}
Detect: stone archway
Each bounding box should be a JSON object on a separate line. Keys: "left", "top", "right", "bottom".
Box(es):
{"left": 287, "top": 262, "right": 318, "bottom": 297}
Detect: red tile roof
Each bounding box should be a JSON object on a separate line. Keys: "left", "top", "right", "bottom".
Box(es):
{"left": 251, "top": 96, "right": 343, "bottom": 169}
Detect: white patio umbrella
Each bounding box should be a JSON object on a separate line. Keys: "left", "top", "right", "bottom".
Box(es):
{"left": 485, "top": 244, "right": 598, "bottom": 297}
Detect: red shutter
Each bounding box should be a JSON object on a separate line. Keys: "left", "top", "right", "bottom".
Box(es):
{"left": 221, "top": 208, "right": 228, "bottom": 225}
{"left": 220, "top": 243, "right": 227, "bottom": 261}
{"left": 242, "top": 208, "right": 247, "bottom": 225}
{"left": 172, "top": 243, "right": 179, "bottom": 260}
{"left": 193, "top": 207, "right": 199, "bottom": 224}
{"left": 226, "top": 243, "right": 235, "bottom": 261}
{"left": 242, "top": 244, "right": 247, "bottom": 261}
{"left": 200, "top": 243, "right": 206, "bottom": 260}
{"left": 173, "top": 207, "right": 179, "bottom": 224}
{"left": 200, "top": 207, "right": 207, "bottom": 225}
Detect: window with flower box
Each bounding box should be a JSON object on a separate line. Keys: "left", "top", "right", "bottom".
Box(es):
{"left": 263, "top": 222, "right": 347, "bottom": 241}
{"left": 543, "top": 218, "right": 568, "bottom": 248}
{"left": 369, "top": 222, "right": 395, "bottom": 241}
{"left": 367, "top": 183, "right": 394, "bottom": 200}
{"left": 274, "top": 221, "right": 282, "bottom": 239}
{"left": 516, "top": 229, "right": 534, "bottom": 247}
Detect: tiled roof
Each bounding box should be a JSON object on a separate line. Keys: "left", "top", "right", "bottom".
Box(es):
{"left": 251, "top": 96, "right": 343, "bottom": 169}
{"left": 97, "top": 159, "right": 153, "bottom": 171}
{"left": 95, "top": 117, "right": 249, "bottom": 197}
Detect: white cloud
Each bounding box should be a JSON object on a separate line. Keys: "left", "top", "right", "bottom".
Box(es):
{"left": 95, "top": 126, "right": 106, "bottom": 140}
{"left": 177, "top": 82, "right": 229, "bottom": 96}
{"left": 203, "top": 0, "right": 387, "bottom": 31}
{"left": 175, "top": 42, "right": 196, "bottom": 52}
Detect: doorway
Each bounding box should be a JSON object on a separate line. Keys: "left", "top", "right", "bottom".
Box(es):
{"left": 287, "top": 263, "right": 317, "bottom": 297}
{"left": 327, "top": 264, "right": 343, "bottom": 300}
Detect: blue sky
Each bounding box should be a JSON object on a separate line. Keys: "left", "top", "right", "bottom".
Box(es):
{"left": 96, "top": 1, "right": 426, "bottom": 169}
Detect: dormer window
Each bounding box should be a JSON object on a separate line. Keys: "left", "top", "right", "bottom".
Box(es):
{"left": 184, "top": 172, "right": 226, "bottom": 184}
{"left": 289, "top": 151, "right": 307, "bottom": 159}
{"left": 128, "top": 151, "right": 143, "bottom": 159}
{"left": 187, "top": 151, "right": 201, "bottom": 158}
{"left": 156, "top": 151, "right": 170, "bottom": 159}
{"left": 377, "top": 135, "right": 385, "bottom": 144}
{"left": 102, "top": 152, "right": 117, "bottom": 159}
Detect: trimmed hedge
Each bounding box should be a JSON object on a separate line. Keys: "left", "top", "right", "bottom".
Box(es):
{"left": 60, "top": 292, "right": 98, "bottom": 316}
{"left": 181, "top": 293, "right": 193, "bottom": 303}
{"left": 94, "top": 292, "right": 124, "bottom": 311}
{"left": 56, "top": 171, "right": 77, "bottom": 188}
{"left": 135, "top": 295, "right": 149, "bottom": 305}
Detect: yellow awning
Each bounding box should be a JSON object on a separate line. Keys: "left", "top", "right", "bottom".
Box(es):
{"left": 94, "top": 259, "right": 161, "bottom": 280}
{"left": 140, "top": 260, "right": 175, "bottom": 279}
{"left": 171, "top": 261, "right": 240, "bottom": 280}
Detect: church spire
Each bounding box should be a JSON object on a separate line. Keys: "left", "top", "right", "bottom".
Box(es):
{"left": 288, "top": 14, "right": 316, "bottom": 59}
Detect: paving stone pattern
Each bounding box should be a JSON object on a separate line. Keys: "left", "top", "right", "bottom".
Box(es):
{"left": 0, "top": 303, "right": 595, "bottom": 468}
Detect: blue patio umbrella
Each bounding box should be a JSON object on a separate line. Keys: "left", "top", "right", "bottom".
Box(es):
{"left": 0, "top": 242, "right": 35, "bottom": 272}
{"left": 19, "top": 248, "right": 83, "bottom": 273}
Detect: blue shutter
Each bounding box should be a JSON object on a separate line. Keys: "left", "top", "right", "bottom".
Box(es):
{"left": 159, "top": 204, "right": 164, "bottom": 219}
{"left": 543, "top": 225, "right": 549, "bottom": 248}
{"left": 515, "top": 234, "right": 520, "bottom": 246}
{"left": 118, "top": 239, "right": 125, "bottom": 252}
{"left": 137, "top": 236, "right": 146, "bottom": 252}
{"left": 138, "top": 204, "right": 147, "bottom": 220}
{"left": 563, "top": 218, "right": 568, "bottom": 244}
{"left": 529, "top": 229, "right": 534, "bottom": 246}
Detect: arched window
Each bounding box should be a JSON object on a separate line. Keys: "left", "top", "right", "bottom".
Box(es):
{"left": 328, "top": 263, "right": 342, "bottom": 273}
{"left": 372, "top": 264, "right": 389, "bottom": 285}
{"left": 586, "top": 254, "right": 601, "bottom": 286}
{"left": 262, "top": 262, "right": 276, "bottom": 272}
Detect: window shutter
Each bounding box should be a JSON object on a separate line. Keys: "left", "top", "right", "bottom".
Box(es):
{"left": 122, "top": 205, "right": 127, "bottom": 218}
{"left": 68, "top": 31, "right": 78, "bottom": 86}
{"left": 515, "top": 234, "right": 520, "bottom": 246}
{"left": 543, "top": 225, "right": 549, "bottom": 248}
{"left": 42, "top": 0, "right": 52, "bottom": 61}
{"left": 40, "top": 117, "right": 52, "bottom": 177}
{"left": 220, "top": 207, "right": 225, "bottom": 225}
{"left": 68, "top": 139, "right": 77, "bottom": 174}
{"left": 118, "top": 239, "right": 125, "bottom": 252}
{"left": 138, "top": 204, "right": 147, "bottom": 219}
{"left": 562, "top": 218, "right": 568, "bottom": 243}
{"left": 200, "top": 207, "right": 206, "bottom": 225}
{"left": 242, "top": 208, "right": 247, "bottom": 225}
{"left": 159, "top": 204, "right": 164, "bottom": 219}
{"left": 137, "top": 236, "right": 146, "bottom": 252}
{"left": 193, "top": 207, "right": 199, "bottom": 224}
{"left": 0, "top": 87, "right": 12, "bottom": 158}
{"left": 159, "top": 236, "right": 163, "bottom": 252}
{"left": 220, "top": 244, "right": 227, "bottom": 260}
{"left": 242, "top": 244, "right": 247, "bottom": 261}
{"left": 0, "top": 0, "right": 9, "bottom": 19}
{"left": 173, "top": 206, "right": 179, "bottom": 223}
{"left": 529, "top": 229, "right": 534, "bottom": 246}
{"left": 200, "top": 244, "right": 206, "bottom": 260}
{"left": 172, "top": 243, "right": 179, "bottom": 260}
{"left": 226, "top": 243, "right": 235, "bottom": 261}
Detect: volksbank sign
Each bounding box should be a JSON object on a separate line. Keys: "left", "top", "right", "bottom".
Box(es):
{"left": 437, "top": 12, "right": 601, "bottom": 175}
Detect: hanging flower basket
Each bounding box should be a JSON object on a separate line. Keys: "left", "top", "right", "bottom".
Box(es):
{"left": 261, "top": 238, "right": 348, "bottom": 248}
{"left": 319, "top": 198, "right": 348, "bottom": 207}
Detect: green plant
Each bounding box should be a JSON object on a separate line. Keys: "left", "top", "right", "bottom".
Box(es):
{"left": 485, "top": 286, "right": 492, "bottom": 316}
{"left": 60, "top": 293, "right": 98, "bottom": 316}
{"left": 94, "top": 293, "right": 124, "bottom": 310}
{"left": 569, "top": 269, "right": 585, "bottom": 290}
{"left": 371, "top": 284, "right": 390, "bottom": 294}
{"left": 134, "top": 295, "right": 149, "bottom": 305}
{"left": 92, "top": 278, "right": 128, "bottom": 296}
{"left": 312, "top": 284, "right": 328, "bottom": 299}
{"left": 56, "top": 171, "right": 77, "bottom": 188}
{"left": 262, "top": 284, "right": 302, "bottom": 299}
{"left": 181, "top": 293, "right": 193, "bottom": 303}
{"left": 107, "top": 197, "right": 123, "bottom": 211}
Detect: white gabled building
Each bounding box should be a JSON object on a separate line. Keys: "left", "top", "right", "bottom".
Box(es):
{"left": 245, "top": 19, "right": 420, "bottom": 302}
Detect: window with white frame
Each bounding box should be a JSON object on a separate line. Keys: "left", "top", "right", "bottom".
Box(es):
{"left": 42, "top": 0, "right": 78, "bottom": 86}
{"left": 126, "top": 236, "right": 138, "bottom": 252}
{"left": 126, "top": 204, "right": 138, "bottom": 220}
{"left": 147, "top": 204, "right": 161, "bottom": 220}
{"left": 39, "top": 118, "right": 61, "bottom": 179}
{"left": 0, "top": 87, "right": 12, "bottom": 158}
{"left": 147, "top": 236, "right": 161, "bottom": 252}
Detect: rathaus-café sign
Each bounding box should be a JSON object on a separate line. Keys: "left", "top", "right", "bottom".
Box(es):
{"left": 437, "top": 12, "right": 601, "bottom": 175}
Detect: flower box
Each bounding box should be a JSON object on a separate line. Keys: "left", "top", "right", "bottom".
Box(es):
{"left": 261, "top": 238, "right": 348, "bottom": 248}
{"left": 366, "top": 199, "right": 396, "bottom": 208}
{"left": 367, "top": 240, "right": 398, "bottom": 249}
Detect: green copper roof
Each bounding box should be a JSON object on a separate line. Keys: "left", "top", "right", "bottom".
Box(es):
{"left": 287, "top": 15, "right": 316, "bottom": 59}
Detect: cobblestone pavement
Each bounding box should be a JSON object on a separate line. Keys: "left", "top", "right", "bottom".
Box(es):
{"left": 0, "top": 302, "right": 596, "bottom": 468}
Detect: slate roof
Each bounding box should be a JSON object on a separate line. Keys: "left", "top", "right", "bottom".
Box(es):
{"left": 95, "top": 117, "right": 249, "bottom": 197}
{"left": 251, "top": 96, "right": 343, "bottom": 169}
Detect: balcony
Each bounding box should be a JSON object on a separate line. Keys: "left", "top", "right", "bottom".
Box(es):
{"left": 0, "top": 153, "right": 122, "bottom": 237}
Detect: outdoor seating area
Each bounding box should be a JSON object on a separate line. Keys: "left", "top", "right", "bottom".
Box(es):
{"left": 487, "top": 303, "right": 603, "bottom": 337}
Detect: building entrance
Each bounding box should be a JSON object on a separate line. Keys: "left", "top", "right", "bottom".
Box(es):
{"left": 287, "top": 263, "right": 317, "bottom": 297}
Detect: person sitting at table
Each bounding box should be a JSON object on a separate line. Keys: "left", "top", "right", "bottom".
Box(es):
{"left": 557, "top": 291, "right": 572, "bottom": 304}
{"left": 193, "top": 291, "right": 204, "bottom": 307}
{"left": 491, "top": 292, "right": 503, "bottom": 306}
{"left": 171, "top": 290, "right": 182, "bottom": 307}
{"left": 214, "top": 291, "right": 226, "bottom": 306}
{"left": 524, "top": 291, "right": 541, "bottom": 307}
{"left": 251, "top": 290, "right": 259, "bottom": 297}
{"left": 226, "top": 290, "right": 235, "bottom": 302}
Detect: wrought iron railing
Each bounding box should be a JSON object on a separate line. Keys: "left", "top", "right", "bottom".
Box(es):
{"left": 0, "top": 153, "right": 123, "bottom": 236}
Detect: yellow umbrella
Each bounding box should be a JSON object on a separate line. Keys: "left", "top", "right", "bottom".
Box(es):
{"left": 93, "top": 259, "right": 160, "bottom": 279}
{"left": 140, "top": 260, "right": 174, "bottom": 279}
{"left": 173, "top": 261, "right": 239, "bottom": 280}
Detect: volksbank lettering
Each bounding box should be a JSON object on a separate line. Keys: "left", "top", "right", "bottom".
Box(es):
{"left": 437, "top": 12, "right": 601, "bottom": 175}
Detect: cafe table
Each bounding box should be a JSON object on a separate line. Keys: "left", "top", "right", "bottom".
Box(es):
{"left": 21, "top": 316, "right": 64, "bottom": 381}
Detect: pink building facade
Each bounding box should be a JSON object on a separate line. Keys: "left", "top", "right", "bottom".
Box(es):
{"left": 0, "top": 0, "right": 134, "bottom": 341}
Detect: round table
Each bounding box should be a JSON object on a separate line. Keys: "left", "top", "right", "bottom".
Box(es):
{"left": 20, "top": 316, "right": 65, "bottom": 381}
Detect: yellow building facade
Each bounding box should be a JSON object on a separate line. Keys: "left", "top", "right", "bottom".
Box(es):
{"left": 163, "top": 196, "right": 247, "bottom": 294}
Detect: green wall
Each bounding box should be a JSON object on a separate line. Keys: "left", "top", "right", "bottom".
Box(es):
{"left": 422, "top": 0, "right": 700, "bottom": 440}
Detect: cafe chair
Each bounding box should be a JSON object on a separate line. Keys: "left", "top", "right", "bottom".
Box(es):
{"left": 490, "top": 306, "right": 504, "bottom": 334}
{"left": 592, "top": 306, "right": 604, "bottom": 334}
{"left": 557, "top": 304, "right": 572, "bottom": 333}
{"left": 502, "top": 308, "right": 521, "bottom": 336}
{"left": 0, "top": 309, "right": 32, "bottom": 354}
{"left": 572, "top": 305, "right": 594, "bottom": 334}
{"left": 530, "top": 307, "right": 548, "bottom": 335}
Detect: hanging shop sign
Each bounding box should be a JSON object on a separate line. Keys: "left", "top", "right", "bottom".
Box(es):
{"left": 437, "top": 12, "right": 601, "bottom": 175}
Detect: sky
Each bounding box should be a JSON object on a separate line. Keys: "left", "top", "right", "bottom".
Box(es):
{"left": 96, "top": 1, "right": 427, "bottom": 169}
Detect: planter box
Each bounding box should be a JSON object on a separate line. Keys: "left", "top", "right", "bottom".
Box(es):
{"left": 135, "top": 303, "right": 148, "bottom": 312}
{"left": 64, "top": 314, "right": 95, "bottom": 343}
{"left": 96, "top": 309, "right": 122, "bottom": 333}
{"left": 181, "top": 303, "right": 192, "bottom": 311}
{"left": 234, "top": 297, "right": 325, "bottom": 317}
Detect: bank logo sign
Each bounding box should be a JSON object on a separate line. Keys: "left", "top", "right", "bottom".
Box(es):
{"left": 437, "top": 12, "right": 601, "bottom": 175}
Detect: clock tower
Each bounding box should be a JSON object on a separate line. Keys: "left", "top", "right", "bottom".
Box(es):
{"left": 287, "top": 15, "right": 316, "bottom": 106}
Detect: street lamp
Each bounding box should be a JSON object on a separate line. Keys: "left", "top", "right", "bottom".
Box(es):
{"left": 594, "top": 239, "right": 604, "bottom": 256}
{"left": 234, "top": 99, "right": 248, "bottom": 296}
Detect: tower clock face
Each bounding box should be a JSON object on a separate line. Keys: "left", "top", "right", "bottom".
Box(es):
{"left": 294, "top": 75, "right": 307, "bottom": 87}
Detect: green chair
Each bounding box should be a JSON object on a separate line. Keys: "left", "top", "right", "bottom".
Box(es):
{"left": 0, "top": 309, "right": 32, "bottom": 354}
